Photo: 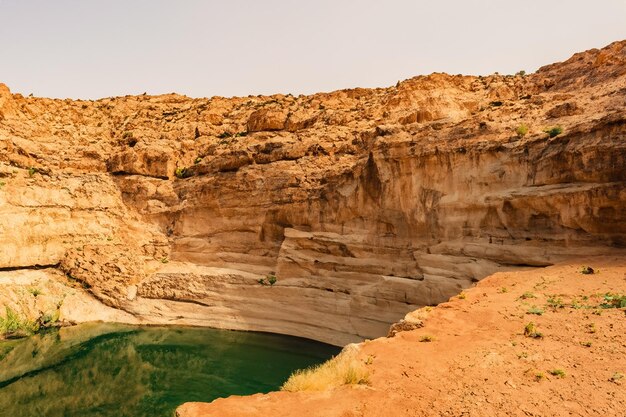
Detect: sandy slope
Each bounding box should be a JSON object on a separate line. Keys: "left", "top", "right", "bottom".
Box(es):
{"left": 178, "top": 257, "right": 626, "bottom": 417}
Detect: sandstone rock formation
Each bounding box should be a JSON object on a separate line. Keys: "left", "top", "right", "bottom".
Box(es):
{"left": 1, "top": 40, "right": 625, "bottom": 345}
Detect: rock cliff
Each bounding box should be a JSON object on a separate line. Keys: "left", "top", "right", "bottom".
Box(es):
{"left": 1, "top": 40, "right": 625, "bottom": 345}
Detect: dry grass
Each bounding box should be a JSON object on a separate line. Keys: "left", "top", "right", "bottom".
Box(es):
{"left": 281, "top": 344, "right": 369, "bottom": 392}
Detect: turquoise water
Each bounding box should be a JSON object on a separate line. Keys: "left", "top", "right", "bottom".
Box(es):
{"left": 0, "top": 323, "right": 339, "bottom": 417}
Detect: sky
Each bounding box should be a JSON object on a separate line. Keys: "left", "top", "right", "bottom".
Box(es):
{"left": 0, "top": 0, "right": 625, "bottom": 99}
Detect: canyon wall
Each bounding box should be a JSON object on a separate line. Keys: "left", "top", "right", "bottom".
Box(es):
{"left": 1, "top": 41, "right": 625, "bottom": 345}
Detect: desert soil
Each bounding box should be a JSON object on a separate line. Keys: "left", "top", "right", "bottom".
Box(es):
{"left": 178, "top": 256, "right": 626, "bottom": 417}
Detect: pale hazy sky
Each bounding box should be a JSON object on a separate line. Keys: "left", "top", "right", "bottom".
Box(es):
{"left": 1, "top": 0, "right": 625, "bottom": 99}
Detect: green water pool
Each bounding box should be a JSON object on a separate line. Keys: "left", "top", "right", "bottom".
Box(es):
{"left": 0, "top": 323, "right": 340, "bottom": 417}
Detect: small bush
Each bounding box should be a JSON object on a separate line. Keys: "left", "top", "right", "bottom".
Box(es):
{"left": 267, "top": 274, "right": 277, "bottom": 286}
{"left": 580, "top": 341, "right": 592, "bottom": 348}
{"left": 515, "top": 124, "right": 529, "bottom": 138}
{"left": 458, "top": 291, "right": 466, "bottom": 300}
{"left": 544, "top": 126, "right": 563, "bottom": 138}
{"left": 519, "top": 292, "right": 536, "bottom": 300}
{"left": 527, "top": 307, "right": 544, "bottom": 316}
{"left": 524, "top": 322, "right": 543, "bottom": 339}
{"left": 549, "top": 369, "right": 566, "bottom": 378}
{"left": 28, "top": 167, "right": 38, "bottom": 177}
{"left": 580, "top": 266, "right": 594, "bottom": 275}
{"left": 420, "top": 335, "right": 434, "bottom": 342}
{"left": 516, "top": 70, "right": 526, "bottom": 76}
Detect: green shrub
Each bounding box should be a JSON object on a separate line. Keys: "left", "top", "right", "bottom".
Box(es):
{"left": 549, "top": 369, "right": 566, "bottom": 378}
{"left": 267, "top": 274, "right": 277, "bottom": 286}
{"left": 174, "top": 167, "right": 191, "bottom": 179}
{"left": 527, "top": 307, "right": 544, "bottom": 315}
{"left": 544, "top": 126, "right": 563, "bottom": 138}
{"left": 600, "top": 293, "right": 626, "bottom": 309}
{"left": 28, "top": 167, "right": 38, "bottom": 177}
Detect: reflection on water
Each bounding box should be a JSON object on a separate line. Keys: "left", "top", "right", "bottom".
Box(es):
{"left": 0, "top": 323, "right": 339, "bottom": 417}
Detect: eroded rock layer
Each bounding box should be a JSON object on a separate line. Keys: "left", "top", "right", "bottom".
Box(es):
{"left": 1, "top": 41, "right": 625, "bottom": 344}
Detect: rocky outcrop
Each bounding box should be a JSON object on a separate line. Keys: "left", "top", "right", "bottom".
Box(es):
{"left": 1, "top": 40, "right": 625, "bottom": 345}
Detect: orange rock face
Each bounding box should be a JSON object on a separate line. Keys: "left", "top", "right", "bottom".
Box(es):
{"left": 1, "top": 40, "right": 626, "bottom": 346}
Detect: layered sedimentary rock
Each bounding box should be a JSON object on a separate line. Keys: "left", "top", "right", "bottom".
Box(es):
{"left": 1, "top": 40, "right": 625, "bottom": 345}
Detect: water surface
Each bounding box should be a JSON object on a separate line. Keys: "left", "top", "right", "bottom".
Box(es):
{"left": 0, "top": 323, "right": 339, "bottom": 417}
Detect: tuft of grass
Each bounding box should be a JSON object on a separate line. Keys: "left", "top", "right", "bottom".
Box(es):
{"left": 534, "top": 371, "right": 545, "bottom": 382}
{"left": 28, "top": 167, "right": 38, "bottom": 177}
{"left": 160, "top": 257, "right": 169, "bottom": 264}
{"left": 599, "top": 293, "right": 626, "bottom": 309}
{"left": 420, "top": 335, "right": 434, "bottom": 342}
{"left": 515, "top": 124, "right": 529, "bottom": 138}
{"left": 524, "top": 322, "right": 543, "bottom": 339}
{"left": 498, "top": 287, "right": 509, "bottom": 294}
{"left": 27, "top": 287, "right": 42, "bottom": 297}
{"left": 549, "top": 369, "right": 566, "bottom": 378}
{"left": 526, "top": 306, "right": 544, "bottom": 316}
{"left": 546, "top": 296, "right": 565, "bottom": 310}
{"left": 0, "top": 307, "right": 40, "bottom": 337}
{"left": 281, "top": 346, "right": 369, "bottom": 392}
{"left": 519, "top": 291, "right": 536, "bottom": 300}
{"left": 580, "top": 341, "right": 593, "bottom": 348}
{"left": 544, "top": 126, "right": 563, "bottom": 138}
{"left": 458, "top": 291, "right": 466, "bottom": 300}
{"left": 610, "top": 372, "right": 624, "bottom": 383}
